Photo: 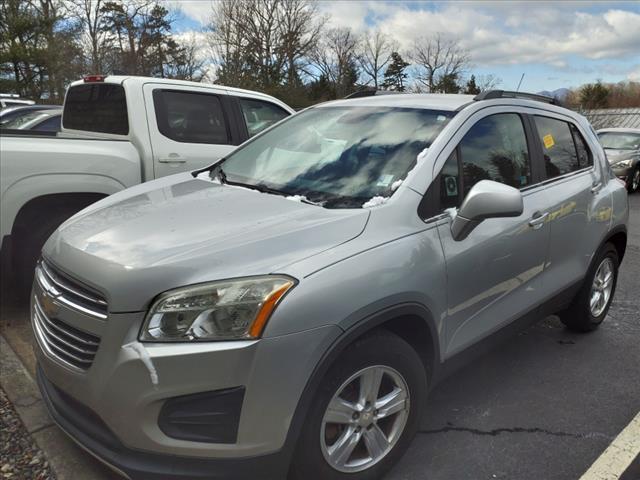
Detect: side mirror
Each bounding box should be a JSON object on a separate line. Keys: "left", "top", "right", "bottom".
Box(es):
{"left": 450, "top": 180, "right": 523, "bottom": 241}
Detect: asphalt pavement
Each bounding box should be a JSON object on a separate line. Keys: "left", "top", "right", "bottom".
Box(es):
{"left": 388, "top": 192, "right": 640, "bottom": 479}
{"left": 1, "top": 193, "right": 638, "bottom": 480}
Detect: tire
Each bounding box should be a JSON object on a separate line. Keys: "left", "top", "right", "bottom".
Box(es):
{"left": 628, "top": 166, "right": 640, "bottom": 194}
{"left": 289, "top": 331, "right": 427, "bottom": 480}
{"left": 558, "top": 243, "right": 619, "bottom": 332}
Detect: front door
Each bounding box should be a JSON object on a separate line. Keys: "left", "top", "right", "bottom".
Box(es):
{"left": 143, "top": 84, "right": 237, "bottom": 178}
{"left": 432, "top": 112, "right": 551, "bottom": 357}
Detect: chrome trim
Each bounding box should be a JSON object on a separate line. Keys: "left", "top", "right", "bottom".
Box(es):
{"left": 41, "top": 261, "right": 107, "bottom": 306}
{"left": 32, "top": 294, "right": 101, "bottom": 372}
{"left": 37, "top": 261, "right": 107, "bottom": 320}
{"left": 33, "top": 299, "right": 99, "bottom": 346}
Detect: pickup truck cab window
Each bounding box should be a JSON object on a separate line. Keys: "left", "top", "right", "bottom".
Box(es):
{"left": 63, "top": 83, "right": 128, "bottom": 135}
{"left": 153, "top": 89, "right": 229, "bottom": 145}
{"left": 239, "top": 97, "right": 290, "bottom": 138}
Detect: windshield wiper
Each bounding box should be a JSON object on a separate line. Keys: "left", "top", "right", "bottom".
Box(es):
{"left": 191, "top": 158, "right": 228, "bottom": 180}
{"left": 223, "top": 180, "right": 324, "bottom": 206}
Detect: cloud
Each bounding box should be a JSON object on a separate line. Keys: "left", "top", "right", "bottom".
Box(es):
{"left": 628, "top": 65, "right": 640, "bottom": 81}
{"left": 172, "top": 1, "right": 640, "bottom": 72}
{"left": 369, "top": 4, "right": 640, "bottom": 66}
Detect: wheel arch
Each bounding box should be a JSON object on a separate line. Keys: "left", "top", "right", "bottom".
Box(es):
{"left": 602, "top": 225, "right": 627, "bottom": 263}
{"left": 282, "top": 303, "right": 440, "bottom": 472}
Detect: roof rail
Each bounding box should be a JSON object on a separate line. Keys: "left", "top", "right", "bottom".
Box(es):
{"left": 344, "top": 89, "right": 402, "bottom": 99}
{"left": 474, "top": 90, "right": 559, "bottom": 105}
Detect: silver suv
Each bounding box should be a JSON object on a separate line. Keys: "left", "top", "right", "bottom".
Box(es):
{"left": 33, "top": 91, "right": 628, "bottom": 480}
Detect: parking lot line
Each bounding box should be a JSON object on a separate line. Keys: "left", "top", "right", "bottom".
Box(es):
{"left": 579, "top": 411, "right": 640, "bottom": 480}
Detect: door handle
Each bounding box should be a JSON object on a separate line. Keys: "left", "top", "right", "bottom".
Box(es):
{"left": 158, "top": 153, "right": 187, "bottom": 164}
{"left": 590, "top": 182, "right": 602, "bottom": 194}
{"left": 528, "top": 212, "right": 549, "bottom": 229}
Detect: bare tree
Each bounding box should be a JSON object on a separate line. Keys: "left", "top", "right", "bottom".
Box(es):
{"left": 70, "top": 0, "right": 109, "bottom": 73}
{"left": 476, "top": 73, "right": 501, "bottom": 91}
{"left": 358, "top": 30, "right": 396, "bottom": 89}
{"left": 207, "top": 0, "right": 323, "bottom": 91}
{"left": 411, "top": 33, "right": 470, "bottom": 92}
{"left": 309, "top": 27, "right": 359, "bottom": 98}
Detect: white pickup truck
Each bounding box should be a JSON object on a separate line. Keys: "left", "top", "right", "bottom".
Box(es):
{"left": 0, "top": 75, "right": 293, "bottom": 280}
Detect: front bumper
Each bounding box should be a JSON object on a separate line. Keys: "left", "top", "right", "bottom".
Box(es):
{"left": 610, "top": 163, "right": 634, "bottom": 183}
{"left": 31, "top": 263, "right": 342, "bottom": 475}
{"left": 37, "top": 366, "right": 288, "bottom": 480}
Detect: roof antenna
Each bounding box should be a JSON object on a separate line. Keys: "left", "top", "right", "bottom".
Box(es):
{"left": 516, "top": 73, "right": 525, "bottom": 92}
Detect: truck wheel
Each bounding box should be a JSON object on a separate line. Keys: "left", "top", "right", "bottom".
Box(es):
{"left": 289, "top": 331, "right": 427, "bottom": 480}
{"left": 558, "top": 243, "right": 619, "bottom": 332}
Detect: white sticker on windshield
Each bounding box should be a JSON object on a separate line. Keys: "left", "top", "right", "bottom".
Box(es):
{"left": 376, "top": 174, "right": 395, "bottom": 187}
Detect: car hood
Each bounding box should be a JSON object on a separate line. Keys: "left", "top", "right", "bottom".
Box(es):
{"left": 605, "top": 148, "right": 637, "bottom": 164}
{"left": 43, "top": 174, "right": 369, "bottom": 312}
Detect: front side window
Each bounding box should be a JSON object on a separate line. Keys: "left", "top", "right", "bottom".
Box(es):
{"left": 534, "top": 116, "right": 582, "bottom": 179}
{"left": 459, "top": 113, "right": 531, "bottom": 196}
{"left": 219, "top": 107, "right": 454, "bottom": 208}
{"left": 239, "top": 98, "right": 289, "bottom": 138}
{"left": 153, "top": 90, "right": 229, "bottom": 145}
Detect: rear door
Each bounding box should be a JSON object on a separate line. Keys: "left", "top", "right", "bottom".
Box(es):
{"left": 428, "top": 109, "right": 552, "bottom": 357}
{"left": 143, "top": 84, "right": 240, "bottom": 178}
{"left": 530, "top": 114, "right": 611, "bottom": 300}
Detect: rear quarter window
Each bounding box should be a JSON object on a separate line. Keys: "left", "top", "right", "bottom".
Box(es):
{"left": 63, "top": 83, "right": 129, "bottom": 135}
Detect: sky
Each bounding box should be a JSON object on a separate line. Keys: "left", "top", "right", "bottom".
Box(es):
{"left": 166, "top": 0, "right": 640, "bottom": 93}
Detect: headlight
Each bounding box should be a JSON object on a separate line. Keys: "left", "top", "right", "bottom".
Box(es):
{"left": 140, "top": 276, "right": 295, "bottom": 342}
{"left": 613, "top": 159, "right": 632, "bottom": 168}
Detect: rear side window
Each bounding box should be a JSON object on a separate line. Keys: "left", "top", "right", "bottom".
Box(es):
{"left": 570, "top": 125, "right": 593, "bottom": 168}
{"left": 153, "top": 90, "right": 229, "bottom": 144}
{"left": 459, "top": 113, "right": 531, "bottom": 196}
{"left": 533, "top": 116, "right": 588, "bottom": 179}
{"left": 33, "top": 115, "right": 61, "bottom": 132}
{"left": 64, "top": 84, "right": 128, "bottom": 134}
{"left": 239, "top": 98, "right": 289, "bottom": 137}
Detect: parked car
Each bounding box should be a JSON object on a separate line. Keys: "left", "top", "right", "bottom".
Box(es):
{"left": 0, "top": 75, "right": 293, "bottom": 282}
{"left": 1, "top": 108, "right": 62, "bottom": 132}
{"left": 0, "top": 105, "right": 60, "bottom": 127}
{"left": 33, "top": 91, "right": 628, "bottom": 480}
{"left": 597, "top": 128, "right": 640, "bottom": 193}
{"left": 0, "top": 94, "right": 34, "bottom": 110}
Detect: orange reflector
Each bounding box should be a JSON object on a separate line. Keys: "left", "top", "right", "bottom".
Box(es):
{"left": 249, "top": 281, "right": 293, "bottom": 338}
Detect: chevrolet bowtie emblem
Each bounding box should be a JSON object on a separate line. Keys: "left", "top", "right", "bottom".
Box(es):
{"left": 40, "top": 290, "right": 59, "bottom": 318}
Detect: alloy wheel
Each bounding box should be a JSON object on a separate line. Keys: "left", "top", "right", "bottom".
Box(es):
{"left": 590, "top": 257, "right": 615, "bottom": 317}
{"left": 320, "top": 365, "right": 410, "bottom": 473}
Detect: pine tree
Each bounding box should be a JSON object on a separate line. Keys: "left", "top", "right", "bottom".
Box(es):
{"left": 381, "top": 52, "right": 409, "bottom": 92}
{"left": 464, "top": 75, "right": 480, "bottom": 94}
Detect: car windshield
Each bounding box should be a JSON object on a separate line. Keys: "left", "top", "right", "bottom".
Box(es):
{"left": 598, "top": 132, "right": 640, "bottom": 150}
{"left": 3, "top": 111, "right": 48, "bottom": 129}
{"left": 219, "top": 106, "right": 454, "bottom": 208}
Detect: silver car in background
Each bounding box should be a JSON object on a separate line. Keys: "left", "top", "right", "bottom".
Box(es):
{"left": 33, "top": 90, "right": 628, "bottom": 480}
{"left": 597, "top": 128, "right": 640, "bottom": 193}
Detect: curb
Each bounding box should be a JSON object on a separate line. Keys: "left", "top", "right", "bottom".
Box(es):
{"left": 0, "top": 334, "right": 118, "bottom": 480}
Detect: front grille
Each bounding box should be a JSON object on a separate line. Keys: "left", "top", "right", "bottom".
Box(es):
{"left": 36, "top": 260, "right": 107, "bottom": 319}
{"left": 32, "top": 295, "right": 101, "bottom": 371}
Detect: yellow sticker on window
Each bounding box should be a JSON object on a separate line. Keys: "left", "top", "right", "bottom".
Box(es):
{"left": 543, "top": 134, "right": 555, "bottom": 149}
